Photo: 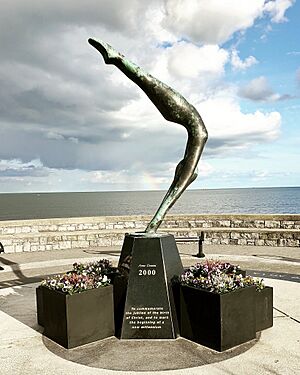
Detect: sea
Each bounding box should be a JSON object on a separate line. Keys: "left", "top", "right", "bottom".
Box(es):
{"left": 0, "top": 187, "right": 299, "bottom": 221}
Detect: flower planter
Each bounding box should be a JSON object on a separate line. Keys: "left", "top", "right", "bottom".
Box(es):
{"left": 40, "top": 285, "right": 114, "bottom": 348}
{"left": 37, "top": 280, "right": 118, "bottom": 328}
{"left": 36, "top": 285, "right": 44, "bottom": 326}
{"left": 179, "top": 285, "right": 256, "bottom": 351}
{"left": 255, "top": 286, "right": 273, "bottom": 331}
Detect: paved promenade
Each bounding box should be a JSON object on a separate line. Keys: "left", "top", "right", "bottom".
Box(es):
{"left": 0, "top": 243, "right": 299, "bottom": 374}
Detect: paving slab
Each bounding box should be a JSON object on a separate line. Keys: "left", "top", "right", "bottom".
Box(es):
{"left": 0, "top": 244, "right": 300, "bottom": 374}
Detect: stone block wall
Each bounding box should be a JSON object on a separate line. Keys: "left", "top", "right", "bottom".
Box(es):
{"left": 0, "top": 214, "right": 299, "bottom": 253}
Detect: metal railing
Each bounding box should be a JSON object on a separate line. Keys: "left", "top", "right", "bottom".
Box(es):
{"left": 0, "top": 242, "right": 4, "bottom": 271}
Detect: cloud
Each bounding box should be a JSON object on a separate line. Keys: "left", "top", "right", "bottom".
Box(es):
{"left": 198, "top": 161, "right": 214, "bottom": 177}
{"left": 287, "top": 51, "right": 300, "bottom": 56}
{"left": 296, "top": 68, "right": 300, "bottom": 86}
{"left": 198, "top": 94, "right": 281, "bottom": 154}
{"left": 0, "top": 159, "right": 49, "bottom": 177}
{"left": 252, "top": 170, "right": 269, "bottom": 181}
{"left": 45, "top": 132, "right": 65, "bottom": 141}
{"left": 263, "top": 0, "right": 295, "bottom": 23}
{"left": 163, "top": 0, "right": 265, "bottom": 44}
{"left": 211, "top": 168, "right": 281, "bottom": 186}
{"left": 167, "top": 42, "right": 229, "bottom": 79}
{"left": 0, "top": 0, "right": 153, "bottom": 40}
{"left": 231, "top": 49, "right": 258, "bottom": 71}
{"left": 162, "top": 0, "right": 294, "bottom": 45}
{"left": 238, "top": 76, "right": 292, "bottom": 102}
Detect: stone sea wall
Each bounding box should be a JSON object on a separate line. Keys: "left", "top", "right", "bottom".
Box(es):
{"left": 0, "top": 214, "right": 299, "bottom": 253}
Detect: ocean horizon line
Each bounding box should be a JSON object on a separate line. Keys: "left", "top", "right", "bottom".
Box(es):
{"left": 0, "top": 185, "right": 299, "bottom": 195}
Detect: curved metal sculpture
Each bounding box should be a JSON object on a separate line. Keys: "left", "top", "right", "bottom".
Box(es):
{"left": 89, "top": 38, "right": 208, "bottom": 233}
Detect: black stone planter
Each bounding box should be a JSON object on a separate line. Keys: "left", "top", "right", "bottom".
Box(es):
{"left": 179, "top": 285, "right": 256, "bottom": 351}
{"left": 36, "top": 285, "right": 44, "bottom": 326}
{"left": 37, "top": 270, "right": 119, "bottom": 328}
{"left": 255, "top": 286, "right": 273, "bottom": 331}
{"left": 39, "top": 285, "right": 114, "bottom": 349}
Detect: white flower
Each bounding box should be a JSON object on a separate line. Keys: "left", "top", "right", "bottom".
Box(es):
{"left": 102, "top": 275, "right": 108, "bottom": 283}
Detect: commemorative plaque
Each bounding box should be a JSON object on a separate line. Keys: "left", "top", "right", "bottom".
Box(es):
{"left": 115, "top": 233, "right": 183, "bottom": 339}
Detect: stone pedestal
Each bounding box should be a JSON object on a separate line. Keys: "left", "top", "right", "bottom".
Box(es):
{"left": 115, "top": 233, "right": 183, "bottom": 339}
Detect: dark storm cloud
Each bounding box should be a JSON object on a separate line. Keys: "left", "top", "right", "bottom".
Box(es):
{"left": 0, "top": 0, "right": 146, "bottom": 42}
{"left": 0, "top": 118, "right": 185, "bottom": 172}
{"left": 0, "top": 58, "right": 139, "bottom": 127}
{"left": 0, "top": 0, "right": 159, "bottom": 174}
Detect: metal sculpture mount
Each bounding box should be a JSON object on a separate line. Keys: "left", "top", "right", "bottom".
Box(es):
{"left": 88, "top": 38, "right": 208, "bottom": 233}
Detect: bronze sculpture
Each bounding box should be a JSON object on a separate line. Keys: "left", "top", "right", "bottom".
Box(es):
{"left": 89, "top": 38, "right": 208, "bottom": 233}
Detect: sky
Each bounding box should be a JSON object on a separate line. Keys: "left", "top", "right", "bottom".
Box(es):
{"left": 0, "top": 0, "right": 299, "bottom": 193}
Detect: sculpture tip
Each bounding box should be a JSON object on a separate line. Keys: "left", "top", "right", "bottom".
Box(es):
{"left": 88, "top": 38, "right": 124, "bottom": 64}
{"left": 88, "top": 38, "right": 98, "bottom": 47}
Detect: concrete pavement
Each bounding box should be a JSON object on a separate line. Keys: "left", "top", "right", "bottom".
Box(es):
{"left": 0, "top": 243, "right": 299, "bottom": 374}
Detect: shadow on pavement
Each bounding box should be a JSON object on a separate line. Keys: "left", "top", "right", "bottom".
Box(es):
{"left": 83, "top": 249, "right": 121, "bottom": 256}
{"left": 43, "top": 333, "right": 260, "bottom": 372}
{"left": 252, "top": 254, "right": 300, "bottom": 263}
{"left": 0, "top": 256, "right": 45, "bottom": 289}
